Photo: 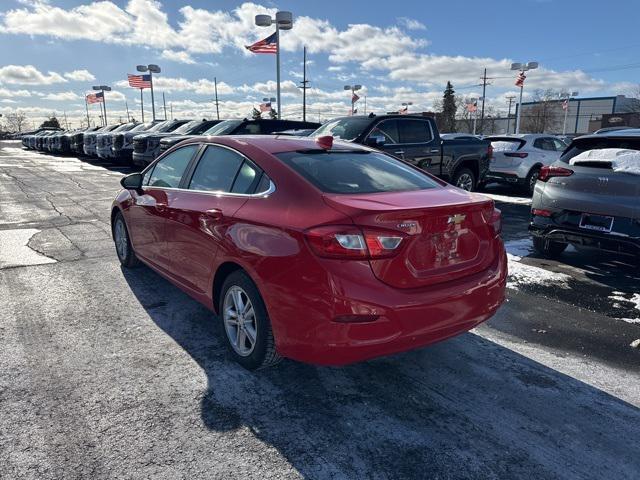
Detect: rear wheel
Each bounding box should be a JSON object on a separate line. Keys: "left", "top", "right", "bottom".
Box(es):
{"left": 113, "top": 211, "right": 140, "bottom": 268}
{"left": 219, "top": 270, "right": 281, "bottom": 370}
{"left": 533, "top": 236, "right": 567, "bottom": 256}
{"left": 453, "top": 168, "right": 476, "bottom": 192}
{"left": 525, "top": 167, "right": 541, "bottom": 195}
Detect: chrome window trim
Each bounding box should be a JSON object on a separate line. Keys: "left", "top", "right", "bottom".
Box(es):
{"left": 142, "top": 180, "right": 276, "bottom": 199}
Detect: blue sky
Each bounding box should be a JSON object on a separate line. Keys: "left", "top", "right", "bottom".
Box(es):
{"left": 1, "top": 0, "right": 639, "bottom": 127}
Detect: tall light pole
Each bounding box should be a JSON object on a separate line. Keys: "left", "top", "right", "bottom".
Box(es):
{"left": 136, "top": 64, "right": 161, "bottom": 121}
{"left": 561, "top": 91, "right": 579, "bottom": 135}
{"left": 505, "top": 95, "right": 516, "bottom": 134}
{"left": 255, "top": 11, "right": 293, "bottom": 120}
{"left": 92, "top": 85, "right": 111, "bottom": 125}
{"left": 511, "top": 61, "right": 538, "bottom": 134}
{"left": 344, "top": 84, "right": 362, "bottom": 115}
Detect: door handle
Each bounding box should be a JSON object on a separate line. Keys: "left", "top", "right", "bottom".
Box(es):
{"left": 430, "top": 149, "right": 440, "bottom": 153}
{"left": 204, "top": 208, "right": 223, "bottom": 221}
{"left": 394, "top": 150, "right": 405, "bottom": 156}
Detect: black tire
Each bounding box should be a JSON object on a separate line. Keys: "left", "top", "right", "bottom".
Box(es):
{"left": 525, "top": 167, "right": 541, "bottom": 196}
{"left": 452, "top": 168, "right": 476, "bottom": 192}
{"left": 112, "top": 211, "right": 141, "bottom": 268}
{"left": 533, "top": 236, "right": 568, "bottom": 256}
{"left": 219, "top": 270, "right": 281, "bottom": 370}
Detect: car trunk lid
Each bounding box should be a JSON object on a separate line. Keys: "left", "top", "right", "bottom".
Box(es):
{"left": 323, "top": 187, "right": 498, "bottom": 288}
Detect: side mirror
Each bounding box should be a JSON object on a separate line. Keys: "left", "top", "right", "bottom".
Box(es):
{"left": 120, "top": 172, "right": 143, "bottom": 190}
{"left": 366, "top": 134, "right": 386, "bottom": 147}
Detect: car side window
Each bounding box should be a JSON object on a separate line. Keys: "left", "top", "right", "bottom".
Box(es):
{"left": 254, "top": 173, "right": 272, "bottom": 194}
{"left": 533, "top": 138, "right": 545, "bottom": 150}
{"left": 397, "top": 119, "right": 433, "bottom": 144}
{"left": 188, "top": 145, "right": 244, "bottom": 192}
{"left": 368, "top": 120, "right": 399, "bottom": 144}
{"left": 552, "top": 139, "right": 566, "bottom": 151}
{"left": 147, "top": 145, "right": 199, "bottom": 188}
{"left": 231, "top": 159, "right": 261, "bottom": 194}
{"left": 235, "top": 123, "right": 261, "bottom": 135}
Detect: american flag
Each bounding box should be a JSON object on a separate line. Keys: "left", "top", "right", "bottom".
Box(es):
{"left": 86, "top": 92, "right": 104, "bottom": 104}
{"left": 399, "top": 105, "right": 408, "bottom": 114}
{"left": 245, "top": 32, "right": 278, "bottom": 54}
{"left": 259, "top": 102, "right": 272, "bottom": 112}
{"left": 128, "top": 73, "right": 152, "bottom": 89}
{"left": 352, "top": 92, "right": 360, "bottom": 104}
{"left": 515, "top": 71, "right": 526, "bottom": 88}
{"left": 466, "top": 101, "right": 477, "bottom": 113}
{"left": 562, "top": 99, "right": 569, "bottom": 111}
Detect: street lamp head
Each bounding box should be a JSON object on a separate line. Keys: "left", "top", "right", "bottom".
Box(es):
{"left": 510, "top": 62, "right": 523, "bottom": 71}
{"left": 101, "top": 86, "right": 111, "bottom": 91}
{"left": 526, "top": 61, "right": 539, "bottom": 70}
{"left": 353, "top": 85, "right": 362, "bottom": 91}
{"left": 136, "top": 65, "right": 148, "bottom": 72}
{"left": 255, "top": 14, "right": 272, "bottom": 27}
{"left": 92, "top": 86, "right": 101, "bottom": 91}
{"left": 275, "top": 11, "right": 293, "bottom": 30}
{"left": 572, "top": 91, "right": 579, "bottom": 97}
{"left": 263, "top": 97, "right": 276, "bottom": 102}
{"left": 148, "top": 64, "right": 161, "bottom": 73}
{"left": 343, "top": 85, "right": 351, "bottom": 90}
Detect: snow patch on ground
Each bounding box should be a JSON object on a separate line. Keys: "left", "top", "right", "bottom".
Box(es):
{"left": 609, "top": 291, "right": 640, "bottom": 323}
{"left": 507, "top": 253, "right": 571, "bottom": 290}
{"left": 0, "top": 229, "right": 57, "bottom": 268}
{"left": 482, "top": 193, "right": 532, "bottom": 205}
{"left": 505, "top": 238, "right": 534, "bottom": 257}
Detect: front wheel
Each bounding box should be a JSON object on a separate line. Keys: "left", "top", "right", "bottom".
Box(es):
{"left": 219, "top": 270, "right": 281, "bottom": 370}
{"left": 533, "top": 236, "right": 567, "bottom": 256}
{"left": 113, "top": 211, "right": 140, "bottom": 268}
{"left": 525, "top": 167, "right": 541, "bottom": 196}
{"left": 452, "top": 168, "right": 476, "bottom": 192}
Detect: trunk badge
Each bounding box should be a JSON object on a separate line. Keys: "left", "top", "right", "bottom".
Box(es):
{"left": 447, "top": 214, "right": 466, "bottom": 225}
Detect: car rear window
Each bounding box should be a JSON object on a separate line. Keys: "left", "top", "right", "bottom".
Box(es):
{"left": 490, "top": 139, "right": 524, "bottom": 152}
{"left": 561, "top": 137, "right": 640, "bottom": 163}
{"left": 276, "top": 150, "right": 440, "bottom": 194}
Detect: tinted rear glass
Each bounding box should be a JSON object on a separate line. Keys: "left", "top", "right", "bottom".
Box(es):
{"left": 310, "top": 117, "right": 372, "bottom": 141}
{"left": 561, "top": 137, "right": 640, "bottom": 163}
{"left": 490, "top": 139, "right": 524, "bottom": 152}
{"left": 277, "top": 151, "right": 440, "bottom": 194}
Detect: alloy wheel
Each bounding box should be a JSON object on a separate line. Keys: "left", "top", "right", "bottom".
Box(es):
{"left": 114, "top": 218, "right": 128, "bottom": 261}
{"left": 456, "top": 173, "right": 474, "bottom": 191}
{"left": 223, "top": 286, "right": 257, "bottom": 357}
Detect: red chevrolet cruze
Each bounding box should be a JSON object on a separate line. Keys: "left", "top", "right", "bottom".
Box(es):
{"left": 112, "top": 135, "right": 506, "bottom": 369}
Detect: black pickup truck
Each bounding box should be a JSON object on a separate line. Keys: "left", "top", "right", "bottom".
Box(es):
{"left": 310, "top": 114, "right": 492, "bottom": 191}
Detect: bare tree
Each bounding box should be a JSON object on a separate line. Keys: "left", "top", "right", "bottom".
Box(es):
{"left": 456, "top": 97, "right": 476, "bottom": 133}
{"left": 520, "top": 89, "right": 562, "bottom": 133}
{"left": 3, "top": 111, "right": 28, "bottom": 132}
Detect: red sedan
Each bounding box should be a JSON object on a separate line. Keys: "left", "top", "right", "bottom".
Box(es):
{"left": 111, "top": 135, "right": 507, "bottom": 369}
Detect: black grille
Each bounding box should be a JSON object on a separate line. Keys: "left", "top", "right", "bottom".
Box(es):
{"left": 133, "top": 138, "right": 147, "bottom": 153}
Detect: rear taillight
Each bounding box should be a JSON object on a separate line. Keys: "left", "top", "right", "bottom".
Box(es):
{"left": 532, "top": 208, "right": 552, "bottom": 217}
{"left": 489, "top": 208, "right": 501, "bottom": 235}
{"left": 305, "top": 226, "right": 404, "bottom": 259}
{"left": 538, "top": 165, "right": 573, "bottom": 182}
{"left": 504, "top": 152, "right": 528, "bottom": 158}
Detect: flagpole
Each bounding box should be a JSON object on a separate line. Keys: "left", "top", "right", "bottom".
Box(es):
{"left": 276, "top": 22, "right": 281, "bottom": 119}
{"left": 102, "top": 88, "right": 108, "bottom": 125}
{"left": 515, "top": 82, "right": 524, "bottom": 134}
{"left": 140, "top": 88, "right": 144, "bottom": 123}
{"left": 85, "top": 98, "right": 90, "bottom": 128}
{"left": 214, "top": 77, "right": 220, "bottom": 120}
{"left": 125, "top": 101, "right": 130, "bottom": 122}
{"left": 150, "top": 71, "right": 156, "bottom": 121}
{"left": 162, "top": 92, "right": 167, "bottom": 120}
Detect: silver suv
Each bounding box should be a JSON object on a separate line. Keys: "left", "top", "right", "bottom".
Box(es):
{"left": 486, "top": 134, "right": 567, "bottom": 194}
{"left": 529, "top": 129, "right": 640, "bottom": 259}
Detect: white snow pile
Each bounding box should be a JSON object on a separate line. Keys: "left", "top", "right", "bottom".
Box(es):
{"left": 569, "top": 148, "right": 640, "bottom": 175}
{"left": 506, "top": 253, "right": 571, "bottom": 290}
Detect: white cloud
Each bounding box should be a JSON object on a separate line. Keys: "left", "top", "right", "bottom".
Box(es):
{"left": 42, "top": 91, "right": 81, "bottom": 101}
{"left": 0, "top": 65, "right": 67, "bottom": 85}
{"left": 63, "top": 69, "right": 95, "bottom": 81}
{"left": 160, "top": 49, "right": 196, "bottom": 64}
{"left": 397, "top": 17, "right": 426, "bottom": 31}
{"left": 1, "top": 99, "right": 18, "bottom": 104}
{"left": 0, "top": 87, "right": 33, "bottom": 97}
{"left": 115, "top": 76, "right": 234, "bottom": 96}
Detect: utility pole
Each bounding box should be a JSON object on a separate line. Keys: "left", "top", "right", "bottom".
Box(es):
{"left": 214, "top": 77, "right": 220, "bottom": 120}
{"left": 170, "top": 102, "right": 173, "bottom": 120}
{"left": 63, "top": 110, "right": 69, "bottom": 129}
{"left": 299, "top": 46, "right": 309, "bottom": 121}
{"left": 162, "top": 92, "right": 167, "bottom": 120}
{"left": 505, "top": 95, "right": 516, "bottom": 134}
{"left": 125, "top": 101, "right": 131, "bottom": 122}
{"left": 479, "top": 68, "right": 495, "bottom": 134}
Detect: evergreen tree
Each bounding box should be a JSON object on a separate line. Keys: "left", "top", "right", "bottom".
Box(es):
{"left": 40, "top": 117, "right": 61, "bottom": 129}
{"left": 441, "top": 82, "right": 457, "bottom": 133}
{"left": 251, "top": 108, "right": 262, "bottom": 120}
{"left": 268, "top": 108, "right": 277, "bottom": 119}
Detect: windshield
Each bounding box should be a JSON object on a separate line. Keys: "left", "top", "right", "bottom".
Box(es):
{"left": 277, "top": 150, "right": 440, "bottom": 194}
{"left": 310, "top": 117, "right": 372, "bottom": 141}
{"left": 204, "top": 120, "right": 243, "bottom": 136}
{"left": 113, "top": 123, "right": 137, "bottom": 132}
{"left": 130, "top": 122, "right": 153, "bottom": 132}
{"left": 173, "top": 120, "right": 200, "bottom": 134}
{"left": 561, "top": 137, "right": 640, "bottom": 164}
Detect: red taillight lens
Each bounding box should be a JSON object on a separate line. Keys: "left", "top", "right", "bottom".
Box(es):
{"left": 504, "top": 152, "right": 529, "bottom": 158}
{"left": 532, "top": 208, "right": 552, "bottom": 217}
{"left": 305, "top": 226, "right": 404, "bottom": 259}
{"left": 538, "top": 165, "right": 573, "bottom": 182}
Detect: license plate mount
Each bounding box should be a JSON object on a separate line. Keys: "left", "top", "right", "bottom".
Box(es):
{"left": 579, "top": 213, "right": 614, "bottom": 233}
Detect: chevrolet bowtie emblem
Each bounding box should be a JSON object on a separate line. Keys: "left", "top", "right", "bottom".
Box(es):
{"left": 448, "top": 214, "right": 466, "bottom": 225}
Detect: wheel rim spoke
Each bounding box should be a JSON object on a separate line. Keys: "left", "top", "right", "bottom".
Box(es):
{"left": 223, "top": 286, "right": 257, "bottom": 357}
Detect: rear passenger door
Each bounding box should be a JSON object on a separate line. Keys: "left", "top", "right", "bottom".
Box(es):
{"left": 395, "top": 118, "right": 440, "bottom": 175}
{"left": 162, "top": 144, "right": 262, "bottom": 295}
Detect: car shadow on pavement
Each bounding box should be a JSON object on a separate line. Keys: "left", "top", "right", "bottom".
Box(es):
{"left": 121, "top": 265, "right": 640, "bottom": 480}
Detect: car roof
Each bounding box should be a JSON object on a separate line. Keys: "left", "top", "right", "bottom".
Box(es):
{"left": 576, "top": 128, "right": 640, "bottom": 140}
{"left": 179, "top": 134, "right": 367, "bottom": 154}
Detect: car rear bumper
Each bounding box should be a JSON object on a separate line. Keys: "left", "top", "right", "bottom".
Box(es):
{"left": 275, "top": 245, "right": 507, "bottom": 365}
{"left": 530, "top": 214, "right": 640, "bottom": 257}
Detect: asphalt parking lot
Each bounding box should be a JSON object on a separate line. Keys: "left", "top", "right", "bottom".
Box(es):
{"left": 1, "top": 140, "right": 639, "bottom": 479}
